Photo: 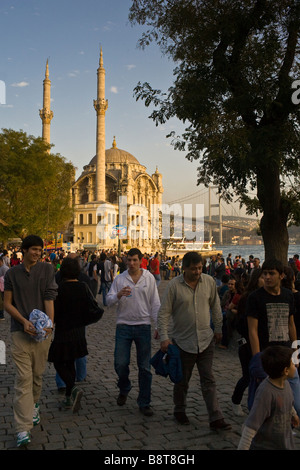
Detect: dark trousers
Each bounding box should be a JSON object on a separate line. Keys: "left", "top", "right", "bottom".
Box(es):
{"left": 54, "top": 360, "right": 76, "bottom": 396}
{"left": 174, "top": 340, "right": 223, "bottom": 422}
{"left": 231, "top": 343, "right": 251, "bottom": 405}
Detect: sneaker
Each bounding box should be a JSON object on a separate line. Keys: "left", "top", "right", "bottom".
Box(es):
{"left": 210, "top": 418, "right": 232, "bottom": 431}
{"left": 33, "top": 402, "right": 40, "bottom": 426}
{"left": 174, "top": 412, "right": 190, "bottom": 425}
{"left": 117, "top": 393, "right": 127, "bottom": 406}
{"left": 232, "top": 402, "right": 245, "bottom": 417}
{"left": 71, "top": 386, "right": 83, "bottom": 413}
{"left": 139, "top": 406, "right": 154, "bottom": 417}
{"left": 16, "top": 431, "right": 31, "bottom": 447}
{"left": 59, "top": 396, "right": 72, "bottom": 410}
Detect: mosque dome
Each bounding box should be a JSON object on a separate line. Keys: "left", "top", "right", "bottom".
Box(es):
{"left": 88, "top": 137, "right": 140, "bottom": 166}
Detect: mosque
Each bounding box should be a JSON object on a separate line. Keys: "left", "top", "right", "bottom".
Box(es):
{"left": 40, "top": 49, "right": 164, "bottom": 252}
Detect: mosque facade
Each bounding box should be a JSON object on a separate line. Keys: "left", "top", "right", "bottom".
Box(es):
{"left": 40, "top": 50, "right": 164, "bottom": 252}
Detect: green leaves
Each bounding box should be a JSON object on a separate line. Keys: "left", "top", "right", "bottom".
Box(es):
{"left": 0, "top": 128, "right": 75, "bottom": 243}
{"left": 129, "top": 0, "right": 300, "bottom": 259}
{"left": 129, "top": 0, "right": 300, "bottom": 212}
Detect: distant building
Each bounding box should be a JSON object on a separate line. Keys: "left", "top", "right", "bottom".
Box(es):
{"left": 40, "top": 49, "right": 163, "bottom": 252}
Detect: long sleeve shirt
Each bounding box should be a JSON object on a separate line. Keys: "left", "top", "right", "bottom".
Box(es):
{"left": 106, "top": 269, "right": 160, "bottom": 326}
{"left": 158, "top": 273, "right": 222, "bottom": 353}
{"left": 238, "top": 378, "right": 295, "bottom": 450}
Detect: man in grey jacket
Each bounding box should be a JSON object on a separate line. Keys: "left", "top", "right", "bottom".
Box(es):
{"left": 158, "top": 251, "right": 231, "bottom": 430}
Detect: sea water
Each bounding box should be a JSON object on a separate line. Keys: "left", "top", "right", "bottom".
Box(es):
{"left": 213, "top": 244, "right": 300, "bottom": 264}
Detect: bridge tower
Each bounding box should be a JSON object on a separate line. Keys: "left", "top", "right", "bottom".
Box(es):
{"left": 208, "top": 186, "right": 223, "bottom": 245}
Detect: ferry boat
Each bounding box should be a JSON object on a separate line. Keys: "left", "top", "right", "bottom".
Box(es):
{"left": 165, "top": 237, "right": 221, "bottom": 258}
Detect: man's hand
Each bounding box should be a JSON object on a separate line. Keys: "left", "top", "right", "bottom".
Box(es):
{"left": 160, "top": 339, "right": 172, "bottom": 353}
{"left": 117, "top": 286, "right": 132, "bottom": 299}
{"left": 23, "top": 319, "right": 37, "bottom": 336}
{"left": 214, "top": 333, "right": 222, "bottom": 344}
{"left": 154, "top": 328, "right": 159, "bottom": 340}
{"left": 43, "top": 327, "right": 53, "bottom": 338}
{"left": 292, "top": 414, "right": 300, "bottom": 428}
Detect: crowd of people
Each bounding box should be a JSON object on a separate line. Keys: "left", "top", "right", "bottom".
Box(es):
{"left": 1, "top": 238, "right": 300, "bottom": 450}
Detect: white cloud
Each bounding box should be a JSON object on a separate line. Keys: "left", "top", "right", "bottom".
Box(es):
{"left": 11, "top": 81, "right": 29, "bottom": 88}
{"left": 126, "top": 64, "right": 136, "bottom": 71}
{"left": 103, "top": 21, "right": 115, "bottom": 32}
{"left": 110, "top": 86, "right": 118, "bottom": 94}
{"left": 68, "top": 70, "right": 80, "bottom": 78}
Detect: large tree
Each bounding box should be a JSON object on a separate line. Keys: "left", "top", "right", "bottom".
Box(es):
{"left": 0, "top": 128, "right": 75, "bottom": 245}
{"left": 129, "top": 0, "right": 300, "bottom": 262}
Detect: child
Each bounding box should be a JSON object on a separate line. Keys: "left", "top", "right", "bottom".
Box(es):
{"left": 238, "top": 345, "right": 299, "bottom": 450}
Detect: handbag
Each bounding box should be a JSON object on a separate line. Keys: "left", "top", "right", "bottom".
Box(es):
{"left": 84, "top": 284, "right": 104, "bottom": 326}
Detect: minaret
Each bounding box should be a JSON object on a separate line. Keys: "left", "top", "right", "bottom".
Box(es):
{"left": 93, "top": 47, "right": 108, "bottom": 201}
{"left": 39, "top": 59, "right": 53, "bottom": 151}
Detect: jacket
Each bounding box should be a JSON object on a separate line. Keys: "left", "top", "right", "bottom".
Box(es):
{"left": 150, "top": 344, "right": 183, "bottom": 384}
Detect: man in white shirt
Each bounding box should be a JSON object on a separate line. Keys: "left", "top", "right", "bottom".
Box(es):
{"left": 107, "top": 248, "right": 160, "bottom": 416}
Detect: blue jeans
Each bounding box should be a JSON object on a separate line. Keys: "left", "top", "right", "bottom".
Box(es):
{"left": 55, "top": 356, "right": 87, "bottom": 388}
{"left": 153, "top": 273, "right": 161, "bottom": 287}
{"left": 99, "top": 281, "right": 111, "bottom": 306}
{"left": 288, "top": 368, "right": 300, "bottom": 418}
{"left": 114, "top": 324, "right": 152, "bottom": 408}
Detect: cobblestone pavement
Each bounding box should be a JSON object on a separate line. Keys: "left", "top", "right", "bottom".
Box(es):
{"left": 1, "top": 279, "right": 300, "bottom": 452}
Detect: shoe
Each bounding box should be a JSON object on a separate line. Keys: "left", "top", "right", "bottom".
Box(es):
{"left": 117, "top": 393, "right": 127, "bottom": 406}
{"left": 71, "top": 386, "right": 83, "bottom": 413}
{"left": 139, "top": 406, "right": 154, "bottom": 416}
{"left": 16, "top": 431, "right": 31, "bottom": 447}
{"left": 33, "top": 402, "right": 40, "bottom": 426}
{"left": 232, "top": 402, "right": 245, "bottom": 417}
{"left": 59, "top": 396, "right": 72, "bottom": 410}
{"left": 210, "top": 418, "right": 232, "bottom": 431}
{"left": 174, "top": 412, "right": 190, "bottom": 425}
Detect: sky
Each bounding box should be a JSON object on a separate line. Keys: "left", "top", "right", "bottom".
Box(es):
{"left": 0, "top": 0, "right": 248, "bottom": 218}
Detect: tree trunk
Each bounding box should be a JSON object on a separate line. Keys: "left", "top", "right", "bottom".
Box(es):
{"left": 257, "top": 166, "right": 289, "bottom": 264}
{"left": 260, "top": 211, "right": 289, "bottom": 264}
